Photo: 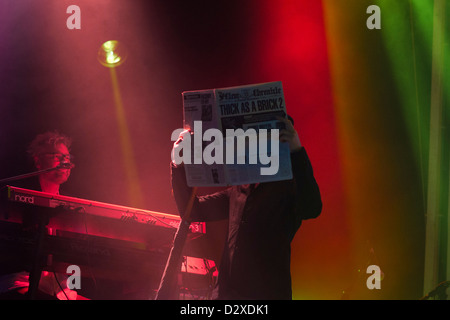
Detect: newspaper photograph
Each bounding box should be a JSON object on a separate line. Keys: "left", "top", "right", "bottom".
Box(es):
{"left": 181, "top": 81, "right": 293, "bottom": 187}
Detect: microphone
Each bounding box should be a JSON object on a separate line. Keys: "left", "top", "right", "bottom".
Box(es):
{"left": 58, "top": 161, "right": 75, "bottom": 169}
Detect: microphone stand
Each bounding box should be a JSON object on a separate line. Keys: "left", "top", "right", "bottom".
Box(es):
{"left": 155, "top": 187, "right": 198, "bottom": 300}
{"left": 0, "top": 164, "right": 71, "bottom": 185}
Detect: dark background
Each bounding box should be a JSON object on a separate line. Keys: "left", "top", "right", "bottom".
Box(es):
{"left": 0, "top": 0, "right": 433, "bottom": 299}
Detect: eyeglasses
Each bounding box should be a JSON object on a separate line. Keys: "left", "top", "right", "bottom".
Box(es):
{"left": 42, "top": 153, "right": 75, "bottom": 163}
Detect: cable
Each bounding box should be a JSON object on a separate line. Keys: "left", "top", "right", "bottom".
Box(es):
{"left": 52, "top": 270, "right": 70, "bottom": 300}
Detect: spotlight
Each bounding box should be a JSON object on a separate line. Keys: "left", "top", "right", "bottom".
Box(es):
{"left": 98, "top": 40, "right": 127, "bottom": 68}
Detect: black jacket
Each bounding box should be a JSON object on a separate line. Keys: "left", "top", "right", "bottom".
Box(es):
{"left": 171, "top": 147, "right": 322, "bottom": 299}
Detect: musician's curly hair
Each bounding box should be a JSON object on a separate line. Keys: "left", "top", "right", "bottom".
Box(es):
{"left": 27, "top": 131, "right": 72, "bottom": 159}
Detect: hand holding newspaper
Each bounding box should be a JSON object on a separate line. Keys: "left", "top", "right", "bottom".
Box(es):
{"left": 171, "top": 81, "right": 293, "bottom": 187}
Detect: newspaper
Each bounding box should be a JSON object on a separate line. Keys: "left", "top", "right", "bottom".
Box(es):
{"left": 180, "top": 81, "right": 293, "bottom": 187}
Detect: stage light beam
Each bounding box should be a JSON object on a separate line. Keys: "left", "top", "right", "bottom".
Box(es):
{"left": 98, "top": 40, "right": 143, "bottom": 208}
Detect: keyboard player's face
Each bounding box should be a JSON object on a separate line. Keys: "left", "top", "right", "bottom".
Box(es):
{"left": 36, "top": 143, "right": 72, "bottom": 185}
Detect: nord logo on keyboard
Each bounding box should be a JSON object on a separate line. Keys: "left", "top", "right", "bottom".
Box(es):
{"left": 15, "top": 194, "right": 34, "bottom": 204}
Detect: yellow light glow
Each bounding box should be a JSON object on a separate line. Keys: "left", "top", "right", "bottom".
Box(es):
{"left": 98, "top": 40, "right": 127, "bottom": 68}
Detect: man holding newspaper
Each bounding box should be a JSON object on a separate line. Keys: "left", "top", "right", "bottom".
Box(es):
{"left": 170, "top": 82, "right": 322, "bottom": 300}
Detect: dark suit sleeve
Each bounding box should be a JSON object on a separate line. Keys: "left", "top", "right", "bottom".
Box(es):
{"left": 291, "top": 147, "right": 322, "bottom": 221}
{"left": 170, "top": 163, "right": 230, "bottom": 222}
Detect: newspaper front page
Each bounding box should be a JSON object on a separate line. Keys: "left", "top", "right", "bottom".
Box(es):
{"left": 181, "top": 81, "right": 293, "bottom": 187}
